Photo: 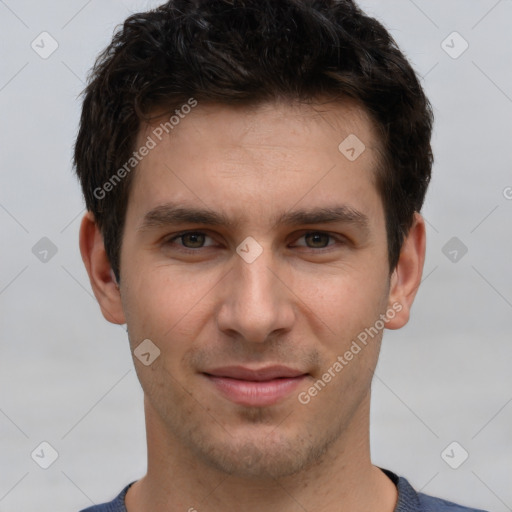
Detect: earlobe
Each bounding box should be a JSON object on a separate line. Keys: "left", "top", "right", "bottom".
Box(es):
{"left": 385, "top": 212, "right": 426, "bottom": 330}
{"left": 79, "top": 211, "right": 126, "bottom": 325}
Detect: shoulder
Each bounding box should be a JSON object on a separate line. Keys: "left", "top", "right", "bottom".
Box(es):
{"left": 416, "top": 491, "right": 489, "bottom": 512}
{"left": 78, "top": 482, "right": 135, "bottom": 512}
{"left": 379, "top": 468, "right": 489, "bottom": 512}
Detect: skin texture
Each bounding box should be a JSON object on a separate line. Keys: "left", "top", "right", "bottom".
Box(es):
{"left": 80, "top": 98, "right": 426, "bottom": 512}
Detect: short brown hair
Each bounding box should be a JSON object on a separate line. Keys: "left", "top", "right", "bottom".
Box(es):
{"left": 74, "top": 0, "right": 434, "bottom": 281}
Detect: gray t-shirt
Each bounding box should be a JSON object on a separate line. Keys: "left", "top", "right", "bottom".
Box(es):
{"left": 79, "top": 468, "right": 489, "bottom": 512}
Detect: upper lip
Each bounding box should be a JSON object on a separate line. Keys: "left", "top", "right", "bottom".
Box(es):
{"left": 204, "top": 365, "right": 307, "bottom": 381}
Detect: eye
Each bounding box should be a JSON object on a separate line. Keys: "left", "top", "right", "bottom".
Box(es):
{"left": 166, "top": 231, "right": 216, "bottom": 250}
{"left": 163, "top": 230, "right": 344, "bottom": 254}
{"left": 292, "top": 231, "right": 340, "bottom": 249}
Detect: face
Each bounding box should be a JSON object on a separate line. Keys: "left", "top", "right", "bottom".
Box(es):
{"left": 111, "top": 99, "right": 407, "bottom": 479}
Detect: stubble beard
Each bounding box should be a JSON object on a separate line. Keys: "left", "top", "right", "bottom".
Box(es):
{"left": 149, "top": 378, "right": 357, "bottom": 481}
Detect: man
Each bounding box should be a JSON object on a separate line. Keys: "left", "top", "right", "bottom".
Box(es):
{"left": 74, "top": 1, "right": 488, "bottom": 510}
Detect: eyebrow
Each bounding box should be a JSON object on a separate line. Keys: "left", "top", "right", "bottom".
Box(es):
{"left": 138, "top": 202, "right": 370, "bottom": 234}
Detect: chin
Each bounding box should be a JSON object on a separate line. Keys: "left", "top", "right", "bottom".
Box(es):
{"left": 186, "top": 423, "right": 338, "bottom": 480}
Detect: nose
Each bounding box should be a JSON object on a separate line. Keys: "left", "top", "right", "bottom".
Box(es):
{"left": 216, "top": 246, "right": 295, "bottom": 344}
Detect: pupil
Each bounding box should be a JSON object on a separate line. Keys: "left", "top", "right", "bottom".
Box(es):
{"left": 307, "top": 232, "right": 328, "bottom": 248}
{"left": 184, "top": 233, "right": 204, "bottom": 248}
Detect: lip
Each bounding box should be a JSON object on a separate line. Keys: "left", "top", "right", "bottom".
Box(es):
{"left": 203, "top": 366, "right": 308, "bottom": 407}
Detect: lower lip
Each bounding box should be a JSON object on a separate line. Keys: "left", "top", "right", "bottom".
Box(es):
{"left": 204, "top": 374, "right": 307, "bottom": 407}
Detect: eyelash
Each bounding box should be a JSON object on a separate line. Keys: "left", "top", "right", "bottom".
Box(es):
{"left": 163, "top": 230, "right": 344, "bottom": 254}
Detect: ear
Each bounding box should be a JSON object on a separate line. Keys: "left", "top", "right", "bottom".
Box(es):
{"left": 385, "top": 212, "right": 426, "bottom": 330}
{"left": 79, "top": 211, "right": 126, "bottom": 325}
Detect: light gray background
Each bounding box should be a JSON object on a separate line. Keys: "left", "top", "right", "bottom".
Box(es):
{"left": 1, "top": 1, "right": 511, "bottom": 511}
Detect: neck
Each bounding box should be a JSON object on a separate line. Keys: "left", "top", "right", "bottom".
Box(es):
{"left": 125, "top": 393, "right": 398, "bottom": 512}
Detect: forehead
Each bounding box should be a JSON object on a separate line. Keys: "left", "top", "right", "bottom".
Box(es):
{"left": 139, "top": 97, "right": 380, "bottom": 154}
{"left": 128, "top": 98, "right": 384, "bottom": 230}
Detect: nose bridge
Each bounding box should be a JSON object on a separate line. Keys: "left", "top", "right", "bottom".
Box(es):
{"left": 217, "top": 245, "right": 293, "bottom": 342}
{"left": 239, "top": 250, "right": 276, "bottom": 304}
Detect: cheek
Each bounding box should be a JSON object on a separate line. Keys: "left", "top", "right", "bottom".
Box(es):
{"left": 291, "top": 263, "right": 389, "bottom": 337}
{"left": 122, "top": 265, "right": 222, "bottom": 350}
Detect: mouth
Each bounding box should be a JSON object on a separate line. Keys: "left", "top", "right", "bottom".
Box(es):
{"left": 202, "top": 366, "right": 309, "bottom": 407}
